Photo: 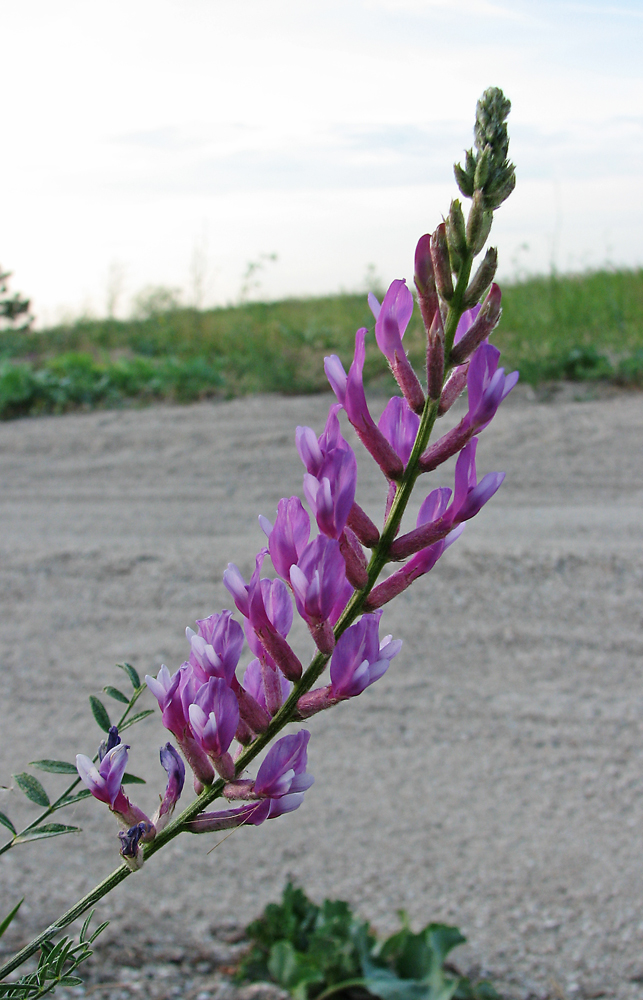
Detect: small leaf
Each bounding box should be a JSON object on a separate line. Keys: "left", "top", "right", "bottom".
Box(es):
{"left": 57, "top": 788, "right": 91, "bottom": 806}
{"left": 79, "top": 910, "right": 95, "bottom": 944}
{"left": 13, "top": 773, "right": 50, "bottom": 807}
{"left": 29, "top": 760, "right": 78, "bottom": 775}
{"left": 0, "top": 811, "right": 16, "bottom": 835}
{"left": 117, "top": 662, "right": 141, "bottom": 689}
{"left": 58, "top": 977, "right": 84, "bottom": 987}
{"left": 121, "top": 773, "right": 146, "bottom": 785}
{"left": 13, "top": 824, "right": 79, "bottom": 844}
{"left": 89, "top": 695, "right": 111, "bottom": 733}
{"left": 103, "top": 686, "right": 129, "bottom": 704}
{"left": 120, "top": 709, "right": 154, "bottom": 730}
{"left": 0, "top": 899, "right": 23, "bottom": 939}
{"left": 88, "top": 920, "right": 109, "bottom": 944}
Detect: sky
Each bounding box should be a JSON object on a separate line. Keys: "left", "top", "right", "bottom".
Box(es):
{"left": 1, "top": 0, "right": 642, "bottom": 325}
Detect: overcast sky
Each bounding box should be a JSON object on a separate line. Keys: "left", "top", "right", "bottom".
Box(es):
{"left": 2, "top": 0, "right": 642, "bottom": 324}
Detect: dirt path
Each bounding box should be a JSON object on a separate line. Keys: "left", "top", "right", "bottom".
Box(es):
{"left": 1, "top": 387, "right": 643, "bottom": 999}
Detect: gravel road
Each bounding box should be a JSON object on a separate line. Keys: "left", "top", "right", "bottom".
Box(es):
{"left": 1, "top": 386, "right": 642, "bottom": 1000}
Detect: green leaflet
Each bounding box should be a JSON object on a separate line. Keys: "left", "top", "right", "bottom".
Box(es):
{"left": 120, "top": 709, "right": 154, "bottom": 730}
{"left": 0, "top": 811, "right": 16, "bottom": 835}
{"left": 117, "top": 662, "right": 141, "bottom": 689}
{"left": 13, "top": 824, "right": 80, "bottom": 844}
{"left": 29, "top": 760, "right": 78, "bottom": 775}
{"left": 13, "top": 773, "right": 49, "bottom": 807}
{"left": 0, "top": 899, "right": 23, "bottom": 939}
{"left": 103, "top": 686, "right": 130, "bottom": 704}
{"left": 88, "top": 695, "right": 111, "bottom": 732}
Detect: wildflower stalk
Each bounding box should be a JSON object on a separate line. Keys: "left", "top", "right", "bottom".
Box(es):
{"left": 1, "top": 86, "right": 517, "bottom": 986}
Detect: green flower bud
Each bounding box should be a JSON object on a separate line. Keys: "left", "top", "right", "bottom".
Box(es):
{"left": 466, "top": 191, "right": 494, "bottom": 255}
{"left": 473, "top": 145, "right": 491, "bottom": 190}
{"left": 463, "top": 247, "right": 498, "bottom": 308}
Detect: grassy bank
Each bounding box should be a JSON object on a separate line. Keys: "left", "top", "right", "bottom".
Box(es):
{"left": 1, "top": 268, "right": 642, "bottom": 418}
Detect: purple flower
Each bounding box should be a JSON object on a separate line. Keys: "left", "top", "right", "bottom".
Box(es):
{"left": 369, "top": 280, "right": 425, "bottom": 414}
{"left": 329, "top": 612, "right": 402, "bottom": 699}
{"left": 449, "top": 438, "right": 505, "bottom": 523}
{"left": 189, "top": 677, "right": 240, "bottom": 759}
{"left": 76, "top": 744, "right": 154, "bottom": 831}
{"left": 290, "top": 535, "right": 348, "bottom": 652}
{"left": 325, "top": 330, "right": 404, "bottom": 480}
{"left": 295, "top": 404, "right": 347, "bottom": 476}
{"left": 119, "top": 821, "right": 154, "bottom": 869}
{"left": 254, "top": 731, "right": 314, "bottom": 805}
{"left": 303, "top": 446, "right": 357, "bottom": 540}
{"left": 419, "top": 342, "right": 518, "bottom": 473}
{"left": 145, "top": 663, "right": 216, "bottom": 788}
{"left": 378, "top": 396, "right": 420, "bottom": 467}
{"left": 153, "top": 743, "right": 185, "bottom": 830}
{"left": 260, "top": 497, "right": 310, "bottom": 582}
{"left": 224, "top": 552, "right": 303, "bottom": 681}
{"left": 186, "top": 611, "right": 244, "bottom": 686}
{"left": 365, "top": 526, "right": 464, "bottom": 610}
{"left": 76, "top": 743, "right": 129, "bottom": 808}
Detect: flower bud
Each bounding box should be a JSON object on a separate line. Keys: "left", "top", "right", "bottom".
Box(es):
{"left": 426, "top": 308, "right": 445, "bottom": 401}
{"left": 473, "top": 144, "right": 491, "bottom": 190}
{"left": 447, "top": 199, "right": 467, "bottom": 260}
{"left": 466, "top": 191, "right": 493, "bottom": 255}
{"left": 462, "top": 247, "right": 498, "bottom": 308}
{"left": 450, "top": 283, "right": 502, "bottom": 367}
{"left": 430, "top": 224, "right": 454, "bottom": 302}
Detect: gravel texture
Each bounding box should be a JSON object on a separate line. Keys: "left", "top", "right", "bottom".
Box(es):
{"left": 1, "top": 385, "right": 643, "bottom": 1000}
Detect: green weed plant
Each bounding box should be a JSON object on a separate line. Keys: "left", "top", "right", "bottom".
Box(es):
{"left": 237, "top": 883, "right": 499, "bottom": 1000}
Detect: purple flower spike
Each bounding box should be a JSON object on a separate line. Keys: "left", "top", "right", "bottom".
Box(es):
{"left": 154, "top": 743, "right": 185, "bottom": 831}
{"left": 378, "top": 396, "right": 420, "bottom": 467}
{"left": 329, "top": 612, "right": 402, "bottom": 699}
{"left": 325, "top": 331, "right": 404, "bottom": 481}
{"left": 264, "top": 497, "right": 311, "bottom": 582}
{"left": 370, "top": 280, "right": 425, "bottom": 414}
{"left": 189, "top": 677, "right": 240, "bottom": 761}
{"left": 254, "top": 731, "right": 314, "bottom": 804}
{"left": 290, "top": 535, "right": 347, "bottom": 652}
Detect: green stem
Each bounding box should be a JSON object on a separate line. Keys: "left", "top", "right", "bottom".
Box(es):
{"left": 1, "top": 275, "right": 473, "bottom": 981}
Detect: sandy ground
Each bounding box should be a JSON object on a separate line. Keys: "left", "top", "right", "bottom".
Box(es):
{"left": 1, "top": 385, "right": 643, "bottom": 1000}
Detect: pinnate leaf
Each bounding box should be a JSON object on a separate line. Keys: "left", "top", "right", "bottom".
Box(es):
{"left": 89, "top": 695, "right": 111, "bottom": 732}
{"left": 13, "top": 773, "right": 50, "bottom": 807}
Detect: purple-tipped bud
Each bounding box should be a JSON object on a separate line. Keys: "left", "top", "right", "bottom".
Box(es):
{"left": 263, "top": 497, "right": 311, "bottom": 582}
{"left": 450, "top": 284, "right": 502, "bottom": 366}
{"left": 153, "top": 743, "right": 185, "bottom": 831}
{"left": 329, "top": 612, "right": 401, "bottom": 699}
{"left": 438, "top": 363, "right": 469, "bottom": 416}
{"left": 325, "top": 331, "right": 404, "bottom": 481}
{"left": 414, "top": 234, "right": 439, "bottom": 335}
{"left": 98, "top": 725, "right": 121, "bottom": 762}
{"left": 346, "top": 502, "right": 380, "bottom": 547}
{"left": 378, "top": 396, "right": 420, "bottom": 468}
{"left": 430, "top": 224, "right": 454, "bottom": 302}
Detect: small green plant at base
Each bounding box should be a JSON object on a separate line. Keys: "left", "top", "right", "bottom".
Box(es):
{"left": 236, "top": 883, "right": 500, "bottom": 1000}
